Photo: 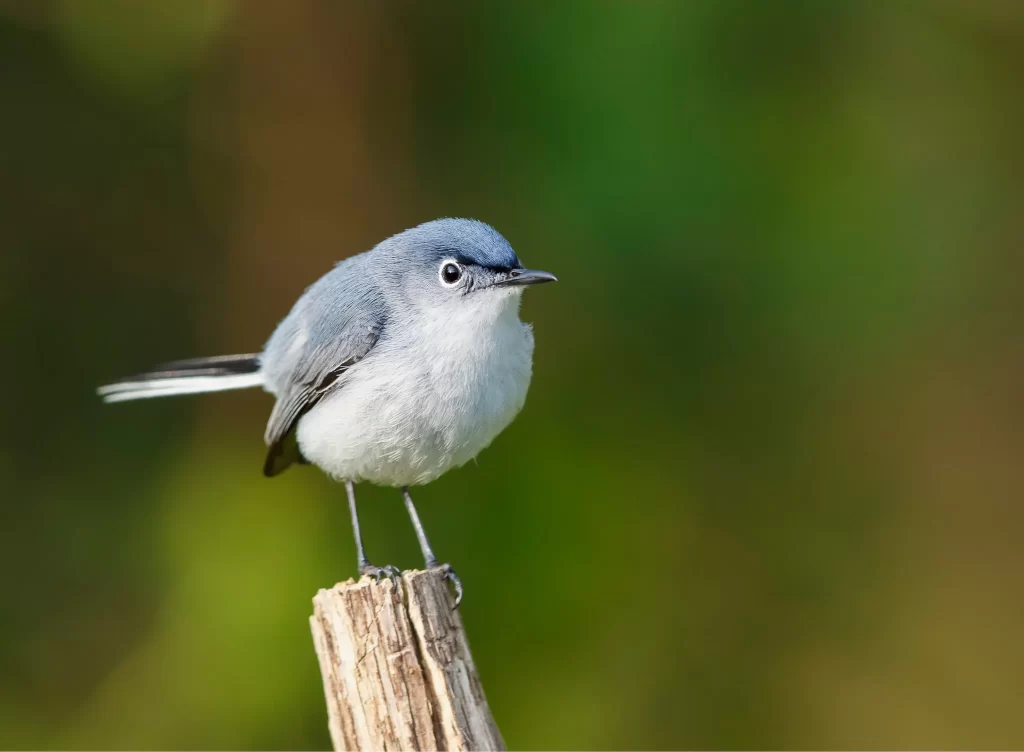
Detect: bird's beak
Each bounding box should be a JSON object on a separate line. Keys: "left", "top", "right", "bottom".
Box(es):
{"left": 492, "top": 268, "right": 559, "bottom": 287}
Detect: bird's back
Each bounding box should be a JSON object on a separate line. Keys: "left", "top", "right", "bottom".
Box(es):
{"left": 261, "top": 252, "right": 386, "bottom": 399}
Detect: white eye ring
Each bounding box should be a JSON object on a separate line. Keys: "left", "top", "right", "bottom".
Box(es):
{"left": 438, "top": 259, "right": 463, "bottom": 287}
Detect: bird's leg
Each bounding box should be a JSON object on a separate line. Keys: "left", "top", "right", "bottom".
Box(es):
{"left": 346, "top": 480, "right": 399, "bottom": 588}
{"left": 402, "top": 486, "right": 463, "bottom": 605}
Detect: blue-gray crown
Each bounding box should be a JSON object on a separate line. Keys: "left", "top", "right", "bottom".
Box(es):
{"left": 403, "top": 218, "right": 521, "bottom": 271}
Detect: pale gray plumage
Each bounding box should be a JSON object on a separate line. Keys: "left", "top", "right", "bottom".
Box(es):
{"left": 261, "top": 250, "right": 386, "bottom": 476}
{"left": 98, "top": 218, "right": 557, "bottom": 603}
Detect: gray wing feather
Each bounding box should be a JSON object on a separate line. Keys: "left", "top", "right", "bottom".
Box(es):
{"left": 260, "top": 254, "right": 386, "bottom": 475}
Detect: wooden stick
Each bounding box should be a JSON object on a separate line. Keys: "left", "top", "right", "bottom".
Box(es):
{"left": 310, "top": 569, "right": 505, "bottom": 751}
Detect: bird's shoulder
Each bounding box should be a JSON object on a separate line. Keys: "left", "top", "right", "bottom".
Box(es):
{"left": 262, "top": 253, "right": 388, "bottom": 388}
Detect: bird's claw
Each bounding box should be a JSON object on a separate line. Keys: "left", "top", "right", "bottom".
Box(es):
{"left": 430, "top": 562, "right": 463, "bottom": 607}
{"left": 360, "top": 562, "right": 402, "bottom": 591}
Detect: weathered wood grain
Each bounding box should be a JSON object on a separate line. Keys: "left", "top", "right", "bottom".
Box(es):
{"left": 310, "top": 569, "right": 505, "bottom": 751}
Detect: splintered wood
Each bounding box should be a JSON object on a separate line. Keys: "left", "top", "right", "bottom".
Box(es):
{"left": 310, "top": 569, "right": 505, "bottom": 751}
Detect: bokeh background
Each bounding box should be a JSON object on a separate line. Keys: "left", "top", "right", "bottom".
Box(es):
{"left": 3, "top": 1, "right": 1024, "bottom": 748}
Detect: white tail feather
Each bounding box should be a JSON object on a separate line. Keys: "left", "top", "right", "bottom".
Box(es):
{"left": 98, "top": 373, "right": 264, "bottom": 403}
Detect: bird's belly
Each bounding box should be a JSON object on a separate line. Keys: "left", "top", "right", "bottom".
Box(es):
{"left": 296, "top": 324, "right": 533, "bottom": 486}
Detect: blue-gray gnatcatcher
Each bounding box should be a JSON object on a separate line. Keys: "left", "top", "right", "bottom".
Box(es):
{"left": 98, "top": 218, "right": 556, "bottom": 603}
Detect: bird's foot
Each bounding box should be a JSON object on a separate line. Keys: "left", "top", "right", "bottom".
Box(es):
{"left": 427, "top": 561, "right": 463, "bottom": 607}
{"left": 359, "top": 562, "right": 401, "bottom": 591}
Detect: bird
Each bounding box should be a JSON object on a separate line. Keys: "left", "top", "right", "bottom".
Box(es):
{"left": 98, "top": 218, "right": 556, "bottom": 604}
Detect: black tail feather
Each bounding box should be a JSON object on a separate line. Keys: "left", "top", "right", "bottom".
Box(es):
{"left": 112, "top": 353, "right": 261, "bottom": 385}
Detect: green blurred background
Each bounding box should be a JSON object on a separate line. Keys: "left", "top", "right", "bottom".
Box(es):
{"left": 2, "top": 1, "right": 1023, "bottom": 748}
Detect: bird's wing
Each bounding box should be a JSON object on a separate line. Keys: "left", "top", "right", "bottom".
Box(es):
{"left": 261, "top": 264, "right": 386, "bottom": 476}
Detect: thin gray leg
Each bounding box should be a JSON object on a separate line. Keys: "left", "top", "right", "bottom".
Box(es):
{"left": 402, "top": 485, "right": 438, "bottom": 568}
{"left": 346, "top": 480, "right": 368, "bottom": 567}
{"left": 346, "top": 480, "right": 399, "bottom": 586}
{"left": 402, "top": 486, "right": 463, "bottom": 605}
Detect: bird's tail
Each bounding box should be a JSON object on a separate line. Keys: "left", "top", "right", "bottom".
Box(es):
{"left": 97, "top": 354, "right": 264, "bottom": 403}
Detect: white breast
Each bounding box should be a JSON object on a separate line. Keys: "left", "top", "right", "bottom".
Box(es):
{"left": 296, "top": 291, "right": 534, "bottom": 486}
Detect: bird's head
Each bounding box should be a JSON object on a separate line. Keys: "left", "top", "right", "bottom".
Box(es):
{"left": 380, "top": 218, "right": 557, "bottom": 318}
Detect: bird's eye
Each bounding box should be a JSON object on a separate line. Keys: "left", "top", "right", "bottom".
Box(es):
{"left": 439, "top": 261, "right": 463, "bottom": 286}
